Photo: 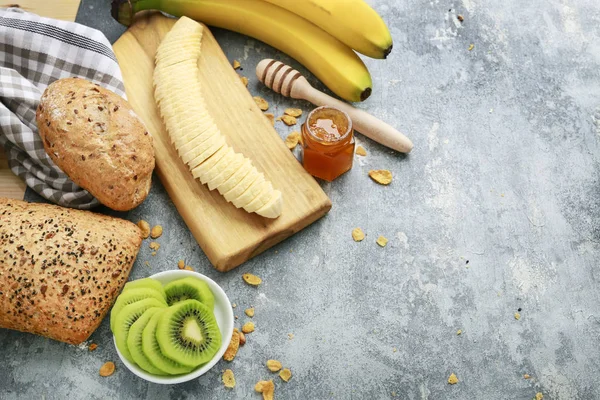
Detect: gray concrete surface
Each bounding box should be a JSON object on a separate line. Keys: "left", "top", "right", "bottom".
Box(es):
{"left": 1, "top": 0, "right": 600, "bottom": 399}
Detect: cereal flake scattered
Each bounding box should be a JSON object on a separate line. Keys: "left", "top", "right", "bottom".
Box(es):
{"left": 352, "top": 227, "right": 365, "bottom": 242}
{"left": 245, "top": 307, "right": 255, "bottom": 317}
{"left": 242, "top": 273, "right": 262, "bottom": 286}
{"left": 279, "top": 368, "right": 292, "bottom": 382}
{"left": 285, "top": 131, "right": 301, "bottom": 149}
{"left": 284, "top": 108, "right": 302, "bottom": 117}
{"left": 514, "top": 312, "right": 521, "bottom": 320}
{"left": 137, "top": 220, "right": 150, "bottom": 239}
{"left": 242, "top": 322, "right": 255, "bottom": 334}
{"left": 232, "top": 60, "right": 241, "bottom": 70}
{"left": 149, "top": 242, "right": 160, "bottom": 251}
{"left": 376, "top": 235, "right": 388, "bottom": 247}
{"left": 278, "top": 115, "right": 297, "bottom": 126}
{"left": 355, "top": 145, "right": 367, "bottom": 156}
{"left": 99, "top": 361, "right": 115, "bottom": 377}
{"left": 150, "top": 225, "right": 163, "bottom": 239}
{"left": 253, "top": 96, "right": 269, "bottom": 111}
{"left": 468, "top": 44, "right": 474, "bottom": 51}
{"left": 239, "top": 331, "right": 246, "bottom": 346}
{"left": 265, "top": 113, "right": 275, "bottom": 126}
{"left": 223, "top": 329, "right": 240, "bottom": 361}
{"left": 223, "top": 369, "right": 236, "bottom": 388}
{"left": 369, "top": 170, "right": 392, "bottom": 185}
{"left": 88, "top": 343, "right": 98, "bottom": 351}
{"left": 178, "top": 260, "right": 185, "bottom": 269}
{"left": 240, "top": 75, "right": 249, "bottom": 87}
{"left": 266, "top": 359, "right": 282, "bottom": 372}
{"left": 448, "top": 373, "right": 458, "bottom": 384}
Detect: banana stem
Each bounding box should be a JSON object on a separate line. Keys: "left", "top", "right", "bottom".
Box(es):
{"left": 111, "top": 0, "right": 161, "bottom": 26}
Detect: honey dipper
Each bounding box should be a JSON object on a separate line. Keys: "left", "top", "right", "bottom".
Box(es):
{"left": 256, "top": 59, "right": 413, "bottom": 153}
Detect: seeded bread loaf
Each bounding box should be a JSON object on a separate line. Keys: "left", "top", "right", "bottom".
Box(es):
{"left": 36, "top": 77, "right": 155, "bottom": 211}
{"left": 0, "top": 198, "right": 142, "bottom": 345}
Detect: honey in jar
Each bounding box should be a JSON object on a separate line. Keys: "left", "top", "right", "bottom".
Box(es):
{"left": 301, "top": 106, "right": 355, "bottom": 181}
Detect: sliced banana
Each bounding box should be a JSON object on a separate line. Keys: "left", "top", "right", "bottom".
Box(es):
{"left": 191, "top": 146, "right": 232, "bottom": 180}
{"left": 217, "top": 158, "right": 252, "bottom": 195}
{"left": 256, "top": 190, "right": 283, "bottom": 218}
{"left": 206, "top": 153, "right": 245, "bottom": 191}
{"left": 232, "top": 174, "right": 266, "bottom": 208}
{"left": 154, "top": 17, "right": 282, "bottom": 218}
{"left": 243, "top": 181, "right": 274, "bottom": 213}
{"left": 223, "top": 167, "right": 260, "bottom": 202}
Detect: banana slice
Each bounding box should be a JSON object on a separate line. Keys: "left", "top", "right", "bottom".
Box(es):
{"left": 199, "top": 149, "right": 237, "bottom": 184}
{"left": 223, "top": 166, "right": 260, "bottom": 202}
{"left": 206, "top": 153, "right": 245, "bottom": 191}
{"left": 217, "top": 158, "right": 253, "bottom": 195}
{"left": 154, "top": 17, "right": 282, "bottom": 218}
{"left": 243, "top": 181, "right": 274, "bottom": 213}
{"left": 191, "top": 146, "right": 232, "bottom": 180}
{"left": 232, "top": 174, "right": 266, "bottom": 208}
{"left": 187, "top": 135, "right": 227, "bottom": 169}
{"left": 176, "top": 127, "right": 220, "bottom": 158}
{"left": 256, "top": 190, "right": 283, "bottom": 219}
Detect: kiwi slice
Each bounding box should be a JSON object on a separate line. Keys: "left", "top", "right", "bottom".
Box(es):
{"left": 164, "top": 277, "right": 215, "bottom": 310}
{"left": 126, "top": 307, "right": 167, "bottom": 376}
{"left": 142, "top": 309, "right": 193, "bottom": 375}
{"left": 110, "top": 288, "right": 167, "bottom": 332}
{"left": 113, "top": 298, "right": 166, "bottom": 363}
{"left": 156, "top": 299, "right": 222, "bottom": 368}
{"left": 123, "top": 278, "right": 166, "bottom": 301}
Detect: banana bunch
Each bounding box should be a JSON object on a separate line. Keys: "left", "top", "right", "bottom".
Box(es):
{"left": 111, "top": 0, "right": 392, "bottom": 103}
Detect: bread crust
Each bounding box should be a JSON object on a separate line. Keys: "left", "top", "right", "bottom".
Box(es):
{"left": 0, "top": 198, "right": 142, "bottom": 344}
{"left": 36, "top": 77, "right": 155, "bottom": 211}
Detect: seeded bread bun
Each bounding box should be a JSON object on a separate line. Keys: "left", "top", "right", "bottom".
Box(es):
{"left": 36, "top": 77, "right": 155, "bottom": 211}
{"left": 0, "top": 198, "right": 142, "bottom": 345}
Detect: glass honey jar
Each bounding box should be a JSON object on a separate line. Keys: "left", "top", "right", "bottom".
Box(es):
{"left": 300, "top": 106, "right": 355, "bottom": 182}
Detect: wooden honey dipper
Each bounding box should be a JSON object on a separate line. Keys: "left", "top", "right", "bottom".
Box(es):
{"left": 256, "top": 59, "right": 413, "bottom": 153}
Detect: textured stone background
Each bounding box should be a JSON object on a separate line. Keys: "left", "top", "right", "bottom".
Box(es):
{"left": 2, "top": 0, "right": 600, "bottom": 399}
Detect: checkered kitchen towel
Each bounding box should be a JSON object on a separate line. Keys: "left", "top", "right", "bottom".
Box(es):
{"left": 0, "top": 7, "right": 126, "bottom": 209}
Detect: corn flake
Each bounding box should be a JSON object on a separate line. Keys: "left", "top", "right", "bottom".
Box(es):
{"left": 242, "top": 322, "right": 255, "bottom": 334}
{"left": 242, "top": 273, "right": 262, "bottom": 286}
{"left": 88, "top": 343, "right": 98, "bottom": 352}
{"left": 223, "top": 329, "right": 240, "bottom": 361}
{"left": 356, "top": 146, "right": 367, "bottom": 156}
{"left": 99, "top": 361, "right": 115, "bottom": 377}
{"left": 352, "top": 227, "right": 365, "bottom": 242}
{"left": 222, "top": 369, "right": 236, "bottom": 388}
{"left": 253, "top": 96, "right": 269, "bottom": 111}
{"left": 448, "top": 373, "right": 458, "bottom": 384}
{"left": 178, "top": 260, "right": 185, "bottom": 269}
{"left": 232, "top": 60, "right": 241, "bottom": 70}
{"left": 284, "top": 108, "right": 302, "bottom": 117}
{"left": 150, "top": 225, "right": 163, "bottom": 239}
{"left": 149, "top": 242, "right": 160, "bottom": 250}
{"left": 240, "top": 75, "right": 249, "bottom": 87}
{"left": 266, "top": 359, "right": 282, "bottom": 372}
{"left": 514, "top": 312, "right": 521, "bottom": 320}
{"left": 535, "top": 393, "right": 543, "bottom": 400}
{"left": 239, "top": 331, "right": 246, "bottom": 346}
{"left": 279, "top": 368, "right": 292, "bottom": 382}
{"left": 264, "top": 113, "right": 275, "bottom": 126}
{"left": 255, "top": 380, "right": 275, "bottom": 400}
{"left": 369, "top": 170, "right": 392, "bottom": 185}
{"left": 137, "top": 220, "right": 150, "bottom": 239}
{"left": 376, "top": 235, "right": 388, "bottom": 247}
{"left": 245, "top": 307, "right": 255, "bottom": 317}
{"left": 278, "top": 115, "right": 297, "bottom": 126}
{"left": 285, "top": 131, "right": 301, "bottom": 149}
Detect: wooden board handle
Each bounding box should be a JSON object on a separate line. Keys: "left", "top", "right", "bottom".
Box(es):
{"left": 256, "top": 59, "right": 413, "bottom": 153}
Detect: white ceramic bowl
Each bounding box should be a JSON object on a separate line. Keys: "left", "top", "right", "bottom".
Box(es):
{"left": 113, "top": 270, "right": 234, "bottom": 384}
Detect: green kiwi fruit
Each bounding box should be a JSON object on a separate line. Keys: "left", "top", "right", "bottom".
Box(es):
{"left": 156, "top": 299, "right": 221, "bottom": 368}
{"left": 110, "top": 288, "right": 167, "bottom": 332}
{"left": 163, "top": 277, "right": 215, "bottom": 310}
{"left": 142, "top": 309, "right": 193, "bottom": 375}
{"left": 123, "top": 278, "right": 166, "bottom": 301}
{"left": 126, "top": 307, "right": 167, "bottom": 376}
{"left": 113, "top": 298, "right": 166, "bottom": 363}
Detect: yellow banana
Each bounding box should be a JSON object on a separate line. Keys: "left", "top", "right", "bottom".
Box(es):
{"left": 262, "top": 0, "right": 393, "bottom": 59}
{"left": 112, "top": 0, "right": 373, "bottom": 102}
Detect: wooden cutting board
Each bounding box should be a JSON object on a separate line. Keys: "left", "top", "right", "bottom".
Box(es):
{"left": 113, "top": 12, "right": 331, "bottom": 272}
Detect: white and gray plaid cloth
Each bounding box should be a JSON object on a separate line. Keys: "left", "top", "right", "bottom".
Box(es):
{"left": 0, "top": 8, "right": 126, "bottom": 209}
